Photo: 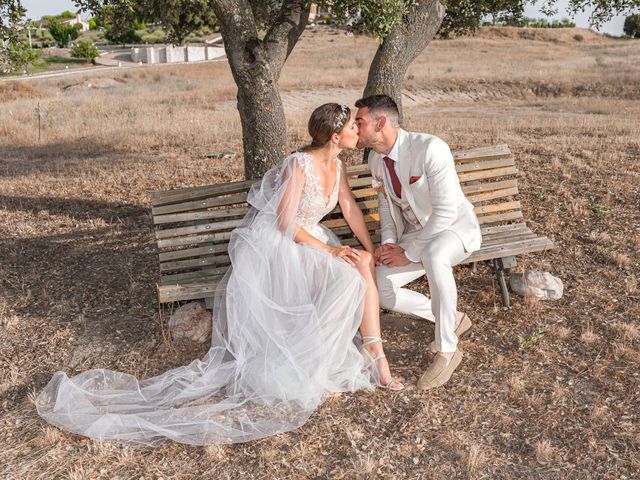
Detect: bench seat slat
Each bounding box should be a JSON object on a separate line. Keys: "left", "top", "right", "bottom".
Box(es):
{"left": 453, "top": 144, "right": 510, "bottom": 160}
{"left": 158, "top": 231, "right": 233, "bottom": 249}
{"left": 322, "top": 213, "right": 380, "bottom": 229}
{"left": 464, "top": 237, "right": 553, "bottom": 263}
{"left": 156, "top": 219, "right": 243, "bottom": 240}
{"left": 458, "top": 166, "right": 518, "bottom": 183}
{"left": 159, "top": 244, "right": 230, "bottom": 262}
{"left": 159, "top": 283, "right": 226, "bottom": 303}
{"left": 154, "top": 206, "right": 249, "bottom": 225}
{"left": 480, "top": 222, "right": 527, "bottom": 235}
{"left": 151, "top": 179, "right": 258, "bottom": 207}
{"left": 480, "top": 225, "right": 532, "bottom": 241}
{"left": 475, "top": 201, "right": 521, "bottom": 215}
{"left": 160, "top": 274, "right": 226, "bottom": 287}
{"left": 477, "top": 210, "right": 524, "bottom": 225}
{"left": 467, "top": 187, "right": 519, "bottom": 205}
{"left": 455, "top": 157, "right": 515, "bottom": 173}
{"left": 152, "top": 192, "right": 249, "bottom": 216}
{"left": 480, "top": 232, "right": 539, "bottom": 247}
{"left": 161, "top": 255, "right": 230, "bottom": 273}
{"left": 351, "top": 187, "right": 377, "bottom": 199}
{"left": 161, "top": 266, "right": 229, "bottom": 284}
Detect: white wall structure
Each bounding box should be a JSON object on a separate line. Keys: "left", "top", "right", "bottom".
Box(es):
{"left": 131, "top": 45, "right": 225, "bottom": 64}
{"left": 62, "top": 13, "right": 90, "bottom": 32}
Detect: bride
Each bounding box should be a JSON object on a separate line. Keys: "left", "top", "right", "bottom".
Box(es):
{"left": 36, "top": 103, "right": 402, "bottom": 446}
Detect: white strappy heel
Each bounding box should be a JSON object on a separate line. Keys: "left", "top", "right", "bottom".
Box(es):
{"left": 361, "top": 336, "right": 405, "bottom": 392}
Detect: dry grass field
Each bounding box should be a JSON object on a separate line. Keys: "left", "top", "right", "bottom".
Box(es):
{"left": 0, "top": 26, "right": 639, "bottom": 479}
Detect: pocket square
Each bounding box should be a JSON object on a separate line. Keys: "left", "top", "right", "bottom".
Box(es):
{"left": 409, "top": 176, "right": 422, "bottom": 184}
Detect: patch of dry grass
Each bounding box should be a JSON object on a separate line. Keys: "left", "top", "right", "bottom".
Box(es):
{"left": 0, "top": 25, "right": 639, "bottom": 479}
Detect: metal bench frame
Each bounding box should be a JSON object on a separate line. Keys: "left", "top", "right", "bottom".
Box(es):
{"left": 150, "top": 144, "right": 554, "bottom": 308}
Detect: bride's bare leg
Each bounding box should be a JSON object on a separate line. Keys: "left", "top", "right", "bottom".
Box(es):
{"left": 352, "top": 250, "right": 401, "bottom": 388}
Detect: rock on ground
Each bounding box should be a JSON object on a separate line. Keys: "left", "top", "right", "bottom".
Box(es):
{"left": 510, "top": 271, "right": 564, "bottom": 300}
{"left": 168, "top": 302, "right": 212, "bottom": 343}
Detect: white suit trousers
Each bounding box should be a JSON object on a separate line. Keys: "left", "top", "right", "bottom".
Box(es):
{"left": 377, "top": 229, "right": 471, "bottom": 353}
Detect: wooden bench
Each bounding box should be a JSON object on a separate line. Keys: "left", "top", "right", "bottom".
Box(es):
{"left": 150, "top": 144, "right": 553, "bottom": 308}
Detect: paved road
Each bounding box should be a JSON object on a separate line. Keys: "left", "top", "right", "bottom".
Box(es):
{"left": 0, "top": 46, "right": 227, "bottom": 83}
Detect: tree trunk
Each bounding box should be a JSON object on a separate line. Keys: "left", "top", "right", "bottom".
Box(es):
{"left": 363, "top": 0, "right": 446, "bottom": 125}
{"left": 211, "top": 1, "right": 309, "bottom": 179}
{"left": 235, "top": 70, "right": 288, "bottom": 180}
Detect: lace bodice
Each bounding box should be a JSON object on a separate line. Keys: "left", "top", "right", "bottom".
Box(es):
{"left": 294, "top": 152, "right": 341, "bottom": 230}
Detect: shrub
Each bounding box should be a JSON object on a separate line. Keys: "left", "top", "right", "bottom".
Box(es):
{"left": 71, "top": 40, "right": 100, "bottom": 62}
{"left": 623, "top": 14, "right": 640, "bottom": 38}
{"left": 48, "top": 20, "right": 80, "bottom": 47}
{"left": 573, "top": 33, "right": 584, "bottom": 41}
{"left": 9, "top": 41, "right": 42, "bottom": 69}
{"left": 1, "top": 40, "right": 43, "bottom": 73}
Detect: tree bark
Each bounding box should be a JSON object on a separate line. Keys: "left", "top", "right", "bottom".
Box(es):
{"left": 211, "top": 0, "right": 309, "bottom": 179}
{"left": 363, "top": 0, "right": 446, "bottom": 125}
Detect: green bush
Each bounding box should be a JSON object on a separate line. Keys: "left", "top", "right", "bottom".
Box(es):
{"left": 88, "top": 19, "right": 98, "bottom": 30}
{"left": 71, "top": 40, "right": 100, "bottom": 62}
{"left": 48, "top": 20, "right": 80, "bottom": 47}
{"left": 623, "top": 14, "right": 640, "bottom": 38}
{"left": 5, "top": 40, "right": 43, "bottom": 72}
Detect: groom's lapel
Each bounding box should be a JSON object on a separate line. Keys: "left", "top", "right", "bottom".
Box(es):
{"left": 398, "top": 129, "right": 419, "bottom": 213}
{"left": 398, "top": 129, "right": 412, "bottom": 190}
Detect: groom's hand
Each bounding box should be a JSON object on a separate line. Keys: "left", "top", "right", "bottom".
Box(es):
{"left": 378, "top": 243, "right": 412, "bottom": 267}
{"left": 374, "top": 243, "right": 393, "bottom": 265}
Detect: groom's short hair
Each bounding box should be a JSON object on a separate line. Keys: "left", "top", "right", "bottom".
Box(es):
{"left": 355, "top": 95, "right": 399, "bottom": 126}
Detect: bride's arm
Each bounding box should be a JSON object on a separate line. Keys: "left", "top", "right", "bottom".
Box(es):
{"left": 277, "top": 159, "right": 355, "bottom": 261}
{"left": 337, "top": 160, "right": 375, "bottom": 254}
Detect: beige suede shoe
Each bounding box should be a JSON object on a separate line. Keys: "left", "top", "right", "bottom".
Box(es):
{"left": 417, "top": 349, "right": 463, "bottom": 390}
{"left": 428, "top": 313, "right": 472, "bottom": 354}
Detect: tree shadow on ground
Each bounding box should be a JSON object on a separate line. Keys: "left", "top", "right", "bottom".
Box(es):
{"left": 0, "top": 138, "right": 160, "bottom": 177}
{"left": 0, "top": 194, "right": 147, "bottom": 223}
{"left": 0, "top": 197, "right": 158, "bottom": 341}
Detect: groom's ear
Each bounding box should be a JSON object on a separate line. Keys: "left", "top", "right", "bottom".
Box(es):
{"left": 376, "top": 115, "right": 387, "bottom": 131}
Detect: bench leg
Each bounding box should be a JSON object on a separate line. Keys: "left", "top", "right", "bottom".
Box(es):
{"left": 205, "top": 297, "right": 215, "bottom": 310}
{"left": 495, "top": 265, "right": 510, "bottom": 308}
{"left": 491, "top": 257, "right": 517, "bottom": 308}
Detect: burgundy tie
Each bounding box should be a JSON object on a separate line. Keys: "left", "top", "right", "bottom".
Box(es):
{"left": 383, "top": 156, "right": 402, "bottom": 198}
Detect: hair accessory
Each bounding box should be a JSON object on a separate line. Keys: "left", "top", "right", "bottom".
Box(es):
{"left": 333, "top": 104, "right": 350, "bottom": 132}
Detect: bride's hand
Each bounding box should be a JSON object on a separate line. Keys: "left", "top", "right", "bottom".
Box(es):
{"left": 326, "top": 245, "right": 361, "bottom": 266}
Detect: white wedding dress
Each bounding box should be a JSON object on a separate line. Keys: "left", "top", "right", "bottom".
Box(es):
{"left": 36, "top": 152, "right": 378, "bottom": 445}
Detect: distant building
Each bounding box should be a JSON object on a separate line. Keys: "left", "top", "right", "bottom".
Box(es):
{"left": 61, "top": 12, "right": 90, "bottom": 32}
{"left": 131, "top": 45, "right": 225, "bottom": 64}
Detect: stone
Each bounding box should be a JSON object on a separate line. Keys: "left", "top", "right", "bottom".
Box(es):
{"left": 168, "top": 302, "right": 212, "bottom": 343}
{"left": 509, "top": 271, "right": 564, "bottom": 300}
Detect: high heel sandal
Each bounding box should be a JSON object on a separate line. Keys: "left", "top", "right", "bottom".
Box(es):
{"left": 361, "top": 336, "right": 405, "bottom": 392}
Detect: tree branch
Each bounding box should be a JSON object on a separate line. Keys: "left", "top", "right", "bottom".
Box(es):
{"left": 263, "top": 0, "right": 310, "bottom": 75}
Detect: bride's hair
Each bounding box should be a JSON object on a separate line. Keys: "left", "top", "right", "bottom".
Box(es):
{"left": 299, "top": 103, "right": 351, "bottom": 152}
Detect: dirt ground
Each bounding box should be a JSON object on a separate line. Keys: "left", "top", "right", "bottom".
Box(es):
{"left": 0, "top": 26, "right": 639, "bottom": 479}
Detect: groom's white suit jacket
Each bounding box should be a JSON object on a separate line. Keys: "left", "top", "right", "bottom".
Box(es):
{"left": 368, "top": 129, "right": 482, "bottom": 261}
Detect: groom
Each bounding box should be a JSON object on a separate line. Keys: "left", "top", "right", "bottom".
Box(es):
{"left": 355, "top": 95, "right": 482, "bottom": 389}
